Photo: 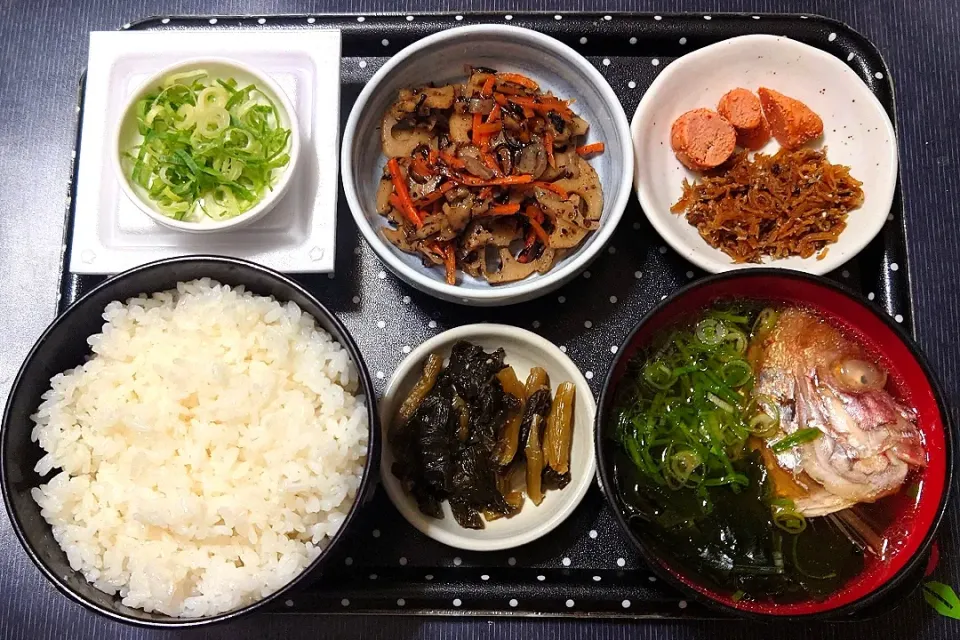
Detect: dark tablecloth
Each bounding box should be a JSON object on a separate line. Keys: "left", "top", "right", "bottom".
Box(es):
{"left": 0, "top": 0, "right": 957, "bottom": 638}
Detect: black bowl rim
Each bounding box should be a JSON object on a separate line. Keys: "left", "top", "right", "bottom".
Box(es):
{"left": 0, "top": 255, "right": 381, "bottom": 628}
{"left": 594, "top": 267, "right": 955, "bottom": 622}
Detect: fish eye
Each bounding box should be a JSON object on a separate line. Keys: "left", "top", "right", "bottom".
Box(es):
{"left": 833, "top": 358, "right": 888, "bottom": 391}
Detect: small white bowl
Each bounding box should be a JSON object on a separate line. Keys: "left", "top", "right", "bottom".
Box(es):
{"left": 379, "top": 324, "right": 596, "bottom": 551}
{"left": 632, "top": 35, "right": 898, "bottom": 275}
{"left": 341, "top": 25, "right": 633, "bottom": 306}
{"left": 113, "top": 57, "right": 301, "bottom": 233}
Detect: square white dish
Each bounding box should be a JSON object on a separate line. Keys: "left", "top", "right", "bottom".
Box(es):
{"left": 70, "top": 30, "right": 341, "bottom": 274}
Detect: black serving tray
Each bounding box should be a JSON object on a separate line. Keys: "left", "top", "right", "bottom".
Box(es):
{"left": 57, "top": 12, "right": 918, "bottom": 620}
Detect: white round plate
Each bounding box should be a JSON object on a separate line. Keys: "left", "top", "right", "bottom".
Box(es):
{"left": 379, "top": 324, "right": 596, "bottom": 551}
{"left": 632, "top": 34, "right": 898, "bottom": 274}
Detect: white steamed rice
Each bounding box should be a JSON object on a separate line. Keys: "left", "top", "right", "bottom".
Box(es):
{"left": 29, "top": 278, "right": 369, "bottom": 617}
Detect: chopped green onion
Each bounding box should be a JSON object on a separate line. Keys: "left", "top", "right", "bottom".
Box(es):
{"left": 724, "top": 328, "right": 748, "bottom": 354}
{"left": 707, "top": 392, "right": 735, "bottom": 413}
{"left": 666, "top": 450, "right": 702, "bottom": 486}
{"left": 165, "top": 69, "right": 208, "bottom": 87}
{"left": 772, "top": 428, "right": 822, "bottom": 453}
{"left": 720, "top": 359, "right": 753, "bottom": 387}
{"left": 749, "top": 413, "right": 778, "bottom": 437}
{"left": 771, "top": 499, "right": 807, "bottom": 534}
{"left": 123, "top": 68, "right": 291, "bottom": 221}
{"left": 643, "top": 360, "right": 676, "bottom": 390}
{"left": 752, "top": 308, "right": 780, "bottom": 338}
{"left": 695, "top": 318, "right": 728, "bottom": 345}
{"left": 703, "top": 472, "right": 750, "bottom": 487}
{"left": 616, "top": 305, "right": 761, "bottom": 496}
{"left": 746, "top": 394, "right": 780, "bottom": 437}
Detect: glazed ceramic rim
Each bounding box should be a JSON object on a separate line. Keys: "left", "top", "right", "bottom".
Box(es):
{"left": 112, "top": 57, "right": 301, "bottom": 233}
{"left": 341, "top": 24, "right": 634, "bottom": 304}
{"left": 380, "top": 323, "right": 597, "bottom": 551}
{"left": 0, "top": 256, "right": 379, "bottom": 628}
{"left": 631, "top": 34, "right": 898, "bottom": 275}
{"left": 595, "top": 268, "right": 952, "bottom": 620}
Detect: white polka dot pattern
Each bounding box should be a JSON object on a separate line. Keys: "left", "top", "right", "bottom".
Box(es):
{"left": 72, "top": 12, "right": 914, "bottom": 620}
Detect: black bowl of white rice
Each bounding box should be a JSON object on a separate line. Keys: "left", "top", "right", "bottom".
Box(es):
{"left": 1, "top": 256, "right": 379, "bottom": 627}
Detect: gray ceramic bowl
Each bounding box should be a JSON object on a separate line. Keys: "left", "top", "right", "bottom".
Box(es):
{"left": 341, "top": 24, "right": 633, "bottom": 306}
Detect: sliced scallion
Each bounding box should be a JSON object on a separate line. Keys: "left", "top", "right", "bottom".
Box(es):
{"left": 695, "top": 318, "right": 728, "bottom": 345}
{"left": 123, "top": 69, "right": 291, "bottom": 221}
{"left": 616, "top": 306, "right": 759, "bottom": 495}
{"left": 771, "top": 498, "right": 807, "bottom": 534}
{"left": 771, "top": 427, "right": 822, "bottom": 453}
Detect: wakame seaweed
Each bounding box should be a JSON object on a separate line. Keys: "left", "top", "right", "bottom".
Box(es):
{"left": 609, "top": 304, "right": 864, "bottom": 603}
{"left": 612, "top": 449, "right": 862, "bottom": 601}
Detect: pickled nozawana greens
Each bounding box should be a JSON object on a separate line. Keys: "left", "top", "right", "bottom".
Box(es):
{"left": 391, "top": 341, "right": 576, "bottom": 529}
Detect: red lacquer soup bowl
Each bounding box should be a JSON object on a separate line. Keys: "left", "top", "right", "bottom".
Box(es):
{"left": 595, "top": 269, "right": 953, "bottom": 619}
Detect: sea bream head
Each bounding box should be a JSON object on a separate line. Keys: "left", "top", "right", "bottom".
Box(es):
{"left": 750, "top": 307, "right": 925, "bottom": 517}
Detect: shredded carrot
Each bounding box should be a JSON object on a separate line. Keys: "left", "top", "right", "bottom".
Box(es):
{"left": 493, "top": 92, "right": 509, "bottom": 107}
{"left": 492, "top": 85, "right": 528, "bottom": 96}
{"left": 497, "top": 72, "right": 540, "bottom": 91}
{"left": 478, "top": 186, "right": 494, "bottom": 200}
{"left": 474, "top": 122, "right": 503, "bottom": 136}
{"left": 576, "top": 142, "right": 605, "bottom": 156}
{"left": 439, "top": 151, "right": 466, "bottom": 169}
{"left": 486, "top": 103, "right": 501, "bottom": 124}
{"left": 528, "top": 218, "right": 550, "bottom": 246}
{"left": 517, "top": 228, "right": 538, "bottom": 263}
{"left": 388, "top": 192, "right": 423, "bottom": 227}
{"left": 471, "top": 111, "right": 483, "bottom": 145}
{"left": 532, "top": 181, "right": 568, "bottom": 199}
{"left": 481, "top": 151, "right": 501, "bottom": 176}
{"left": 521, "top": 205, "right": 549, "bottom": 248}
{"left": 544, "top": 132, "right": 555, "bottom": 168}
{"left": 490, "top": 203, "right": 521, "bottom": 215}
{"left": 411, "top": 157, "right": 435, "bottom": 177}
{"left": 507, "top": 95, "right": 572, "bottom": 118}
{"left": 452, "top": 174, "right": 535, "bottom": 187}
{"left": 427, "top": 148, "right": 439, "bottom": 166}
{"left": 387, "top": 158, "right": 423, "bottom": 228}
{"left": 442, "top": 243, "right": 456, "bottom": 285}
{"left": 413, "top": 180, "right": 456, "bottom": 207}
{"left": 480, "top": 75, "right": 496, "bottom": 97}
{"left": 505, "top": 95, "right": 539, "bottom": 108}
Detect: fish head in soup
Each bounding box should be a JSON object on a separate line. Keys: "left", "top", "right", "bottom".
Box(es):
{"left": 751, "top": 308, "right": 925, "bottom": 516}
